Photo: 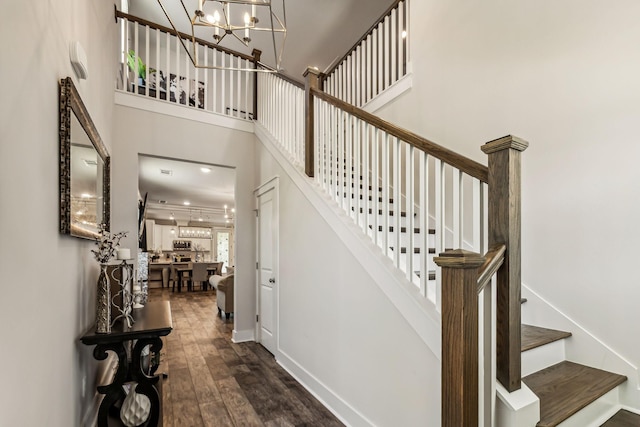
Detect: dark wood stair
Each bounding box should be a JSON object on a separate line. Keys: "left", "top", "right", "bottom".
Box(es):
{"left": 601, "top": 409, "right": 640, "bottom": 426}
{"left": 523, "top": 361, "right": 626, "bottom": 427}
{"left": 521, "top": 324, "right": 572, "bottom": 352}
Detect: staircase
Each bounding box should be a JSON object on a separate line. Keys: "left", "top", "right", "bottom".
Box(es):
{"left": 334, "top": 167, "right": 636, "bottom": 427}
{"left": 520, "top": 321, "right": 633, "bottom": 426}
{"left": 255, "top": 38, "right": 640, "bottom": 427}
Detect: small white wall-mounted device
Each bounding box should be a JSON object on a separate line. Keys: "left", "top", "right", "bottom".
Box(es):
{"left": 69, "top": 41, "right": 89, "bottom": 80}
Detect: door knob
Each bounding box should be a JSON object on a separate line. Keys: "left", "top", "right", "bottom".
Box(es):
{"left": 268, "top": 278, "right": 275, "bottom": 283}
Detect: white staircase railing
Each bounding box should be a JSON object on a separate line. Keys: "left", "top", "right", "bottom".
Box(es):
{"left": 257, "top": 72, "right": 305, "bottom": 168}
{"left": 312, "top": 91, "right": 488, "bottom": 308}
{"left": 116, "top": 11, "right": 258, "bottom": 120}
{"left": 323, "top": 0, "right": 410, "bottom": 108}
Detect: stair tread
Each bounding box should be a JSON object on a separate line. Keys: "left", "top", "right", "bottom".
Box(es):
{"left": 600, "top": 409, "right": 640, "bottom": 427}
{"left": 523, "top": 361, "right": 627, "bottom": 427}
{"left": 521, "top": 324, "right": 572, "bottom": 352}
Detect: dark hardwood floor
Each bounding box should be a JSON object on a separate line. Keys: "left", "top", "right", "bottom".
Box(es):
{"left": 148, "top": 288, "right": 343, "bottom": 427}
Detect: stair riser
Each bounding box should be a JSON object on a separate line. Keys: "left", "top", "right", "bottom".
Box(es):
{"left": 556, "top": 388, "right": 621, "bottom": 427}
{"left": 522, "top": 340, "right": 566, "bottom": 377}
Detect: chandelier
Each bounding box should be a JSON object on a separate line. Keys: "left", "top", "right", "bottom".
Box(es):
{"left": 157, "top": 0, "right": 287, "bottom": 71}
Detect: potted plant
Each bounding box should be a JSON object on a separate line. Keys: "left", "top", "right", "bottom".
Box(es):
{"left": 127, "top": 49, "right": 147, "bottom": 86}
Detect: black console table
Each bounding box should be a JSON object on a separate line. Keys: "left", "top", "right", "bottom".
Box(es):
{"left": 81, "top": 301, "right": 173, "bottom": 427}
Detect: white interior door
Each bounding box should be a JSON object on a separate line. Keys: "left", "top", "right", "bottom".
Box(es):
{"left": 256, "top": 181, "right": 278, "bottom": 355}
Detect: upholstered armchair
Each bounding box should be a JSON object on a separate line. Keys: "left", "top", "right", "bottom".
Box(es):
{"left": 216, "top": 274, "right": 234, "bottom": 319}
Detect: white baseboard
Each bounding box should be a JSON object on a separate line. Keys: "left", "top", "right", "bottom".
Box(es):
{"left": 276, "top": 349, "right": 374, "bottom": 427}
{"left": 232, "top": 328, "right": 255, "bottom": 343}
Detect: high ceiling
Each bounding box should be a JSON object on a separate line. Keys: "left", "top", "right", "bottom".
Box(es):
{"left": 128, "top": 0, "right": 395, "bottom": 79}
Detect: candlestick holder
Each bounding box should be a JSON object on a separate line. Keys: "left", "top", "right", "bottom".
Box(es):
{"left": 110, "top": 260, "right": 135, "bottom": 328}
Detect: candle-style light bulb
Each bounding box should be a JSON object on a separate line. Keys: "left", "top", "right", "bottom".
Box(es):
{"left": 244, "top": 12, "right": 250, "bottom": 38}
{"left": 213, "top": 10, "right": 220, "bottom": 36}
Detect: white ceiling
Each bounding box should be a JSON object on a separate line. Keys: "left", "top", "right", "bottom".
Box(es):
{"left": 138, "top": 155, "right": 235, "bottom": 225}
{"left": 128, "top": 0, "right": 396, "bottom": 80}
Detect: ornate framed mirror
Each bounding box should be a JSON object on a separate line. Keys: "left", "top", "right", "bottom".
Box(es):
{"left": 59, "top": 77, "right": 110, "bottom": 239}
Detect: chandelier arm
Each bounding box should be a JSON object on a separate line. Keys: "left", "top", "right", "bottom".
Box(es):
{"left": 268, "top": 4, "right": 279, "bottom": 70}
{"left": 149, "top": 3, "right": 253, "bottom": 60}
{"left": 157, "top": 0, "right": 198, "bottom": 67}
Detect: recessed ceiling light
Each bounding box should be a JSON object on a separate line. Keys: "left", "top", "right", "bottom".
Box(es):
{"left": 169, "top": 212, "right": 174, "bottom": 220}
{"left": 160, "top": 169, "right": 173, "bottom": 175}
{"left": 200, "top": 167, "right": 211, "bottom": 173}
{"left": 401, "top": 30, "right": 407, "bottom": 39}
{"left": 81, "top": 193, "right": 93, "bottom": 198}
{"left": 183, "top": 201, "right": 190, "bottom": 206}
{"left": 83, "top": 159, "right": 98, "bottom": 166}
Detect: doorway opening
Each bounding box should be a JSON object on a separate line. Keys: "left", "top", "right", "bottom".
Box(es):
{"left": 137, "top": 154, "right": 236, "bottom": 289}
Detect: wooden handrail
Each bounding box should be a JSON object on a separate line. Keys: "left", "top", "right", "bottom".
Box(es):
{"left": 477, "top": 244, "right": 506, "bottom": 294}
{"left": 324, "top": 0, "right": 404, "bottom": 78}
{"left": 311, "top": 88, "right": 489, "bottom": 183}
{"left": 115, "top": 10, "right": 254, "bottom": 62}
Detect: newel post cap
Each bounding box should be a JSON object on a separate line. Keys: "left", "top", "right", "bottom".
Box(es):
{"left": 434, "top": 249, "right": 485, "bottom": 269}
{"left": 251, "top": 48, "right": 262, "bottom": 62}
{"left": 481, "top": 135, "right": 529, "bottom": 154}
{"left": 303, "top": 66, "right": 322, "bottom": 79}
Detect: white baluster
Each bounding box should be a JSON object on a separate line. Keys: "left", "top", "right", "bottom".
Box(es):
{"left": 390, "top": 8, "right": 397, "bottom": 84}
{"left": 434, "top": 158, "right": 445, "bottom": 312}
{"left": 453, "top": 168, "right": 461, "bottom": 248}
{"left": 398, "top": 1, "right": 405, "bottom": 78}
{"left": 418, "top": 151, "right": 429, "bottom": 298}
{"left": 381, "top": 132, "right": 390, "bottom": 254}
{"left": 366, "top": 34, "right": 372, "bottom": 103}
{"left": 407, "top": 143, "right": 415, "bottom": 283}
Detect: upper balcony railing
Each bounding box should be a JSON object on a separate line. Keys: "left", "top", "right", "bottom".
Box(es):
{"left": 116, "top": 10, "right": 258, "bottom": 121}
{"left": 322, "top": 0, "right": 410, "bottom": 108}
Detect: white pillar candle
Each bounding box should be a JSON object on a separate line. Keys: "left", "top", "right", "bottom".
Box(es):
{"left": 117, "top": 248, "right": 131, "bottom": 260}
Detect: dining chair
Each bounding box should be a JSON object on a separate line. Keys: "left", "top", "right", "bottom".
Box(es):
{"left": 191, "top": 263, "right": 209, "bottom": 291}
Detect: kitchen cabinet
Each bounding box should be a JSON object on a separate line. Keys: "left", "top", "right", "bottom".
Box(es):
{"left": 153, "top": 224, "right": 177, "bottom": 251}
{"left": 162, "top": 225, "right": 176, "bottom": 250}
{"left": 145, "top": 219, "right": 156, "bottom": 251}
{"left": 152, "top": 225, "right": 162, "bottom": 252}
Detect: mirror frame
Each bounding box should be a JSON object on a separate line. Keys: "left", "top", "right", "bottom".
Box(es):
{"left": 59, "top": 77, "right": 110, "bottom": 239}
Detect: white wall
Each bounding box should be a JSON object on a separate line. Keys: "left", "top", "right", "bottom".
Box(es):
{"left": 111, "top": 101, "right": 257, "bottom": 336}
{"left": 0, "top": 1, "right": 117, "bottom": 425}
{"left": 376, "top": 0, "right": 640, "bottom": 391}
{"left": 255, "top": 142, "right": 441, "bottom": 426}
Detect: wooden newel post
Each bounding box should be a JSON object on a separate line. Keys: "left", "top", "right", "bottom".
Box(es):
{"left": 303, "top": 67, "right": 322, "bottom": 177}
{"left": 434, "top": 249, "right": 485, "bottom": 427}
{"left": 251, "top": 49, "right": 262, "bottom": 121}
{"left": 481, "top": 135, "right": 529, "bottom": 393}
